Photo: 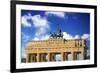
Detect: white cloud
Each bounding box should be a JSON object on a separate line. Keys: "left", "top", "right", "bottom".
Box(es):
{"left": 63, "top": 32, "right": 89, "bottom": 40}
{"left": 33, "top": 35, "right": 49, "bottom": 41}
{"left": 33, "top": 37, "right": 39, "bottom": 41}
{"left": 21, "top": 13, "right": 50, "bottom": 41}
{"left": 45, "top": 11, "right": 65, "bottom": 18}
{"left": 21, "top": 15, "right": 32, "bottom": 27}
{"left": 21, "top": 13, "right": 50, "bottom": 28}
{"left": 32, "top": 15, "right": 49, "bottom": 28}
{"left": 63, "top": 32, "right": 73, "bottom": 39}
{"left": 35, "top": 28, "right": 47, "bottom": 36}
{"left": 81, "top": 34, "right": 90, "bottom": 40}
{"left": 31, "top": 15, "right": 50, "bottom": 40}
{"left": 41, "top": 35, "right": 50, "bottom": 40}
{"left": 74, "top": 35, "right": 80, "bottom": 39}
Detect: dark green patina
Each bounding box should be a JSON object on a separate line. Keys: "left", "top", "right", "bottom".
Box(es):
{"left": 50, "top": 24, "right": 63, "bottom": 38}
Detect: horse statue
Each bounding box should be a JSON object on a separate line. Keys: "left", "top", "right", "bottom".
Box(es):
{"left": 49, "top": 24, "right": 63, "bottom": 39}
{"left": 49, "top": 32, "right": 57, "bottom": 38}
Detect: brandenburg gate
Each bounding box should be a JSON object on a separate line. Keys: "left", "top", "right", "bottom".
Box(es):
{"left": 26, "top": 24, "right": 86, "bottom": 63}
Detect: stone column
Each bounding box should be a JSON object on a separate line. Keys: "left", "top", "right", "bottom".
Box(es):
{"left": 72, "top": 52, "right": 74, "bottom": 60}
{"left": 81, "top": 52, "right": 84, "bottom": 60}
{"left": 61, "top": 52, "right": 64, "bottom": 61}
{"left": 26, "top": 54, "right": 29, "bottom": 63}
{"left": 37, "top": 53, "right": 39, "bottom": 62}
{"left": 48, "top": 53, "right": 50, "bottom": 62}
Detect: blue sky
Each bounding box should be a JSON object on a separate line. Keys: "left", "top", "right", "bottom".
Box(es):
{"left": 21, "top": 10, "right": 90, "bottom": 58}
